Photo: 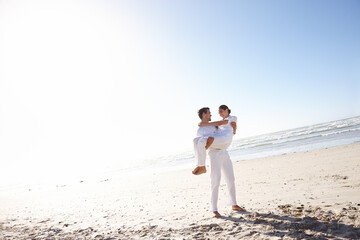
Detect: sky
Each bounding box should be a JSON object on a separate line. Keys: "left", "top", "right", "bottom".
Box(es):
{"left": 0, "top": 0, "right": 359, "bottom": 184}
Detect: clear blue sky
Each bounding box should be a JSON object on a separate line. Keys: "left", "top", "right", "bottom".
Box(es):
{"left": 117, "top": 0, "right": 360, "bottom": 124}
{"left": 0, "top": 0, "right": 359, "bottom": 184}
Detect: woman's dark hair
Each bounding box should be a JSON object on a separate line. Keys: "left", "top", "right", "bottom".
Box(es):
{"left": 219, "top": 105, "right": 231, "bottom": 114}
{"left": 198, "top": 107, "right": 209, "bottom": 119}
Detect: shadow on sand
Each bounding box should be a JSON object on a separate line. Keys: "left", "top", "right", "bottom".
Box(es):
{"left": 221, "top": 205, "right": 360, "bottom": 239}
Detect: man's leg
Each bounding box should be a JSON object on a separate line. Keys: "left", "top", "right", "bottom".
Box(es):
{"left": 192, "top": 137, "right": 207, "bottom": 175}
{"left": 209, "top": 149, "right": 222, "bottom": 217}
{"left": 221, "top": 150, "right": 246, "bottom": 212}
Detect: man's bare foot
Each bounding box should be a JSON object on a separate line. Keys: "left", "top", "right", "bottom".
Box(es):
{"left": 232, "top": 205, "right": 246, "bottom": 212}
{"left": 213, "top": 211, "right": 221, "bottom": 218}
{"left": 205, "top": 137, "right": 214, "bottom": 149}
{"left": 192, "top": 166, "right": 207, "bottom": 175}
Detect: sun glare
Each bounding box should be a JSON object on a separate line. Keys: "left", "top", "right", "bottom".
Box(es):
{"left": 0, "top": 1, "right": 188, "bottom": 186}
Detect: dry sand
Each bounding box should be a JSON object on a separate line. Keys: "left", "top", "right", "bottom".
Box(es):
{"left": 1, "top": 143, "right": 360, "bottom": 239}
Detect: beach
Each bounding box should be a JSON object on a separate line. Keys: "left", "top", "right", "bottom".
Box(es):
{"left": 1, "top": 142, "right": 360, "bottom": 239}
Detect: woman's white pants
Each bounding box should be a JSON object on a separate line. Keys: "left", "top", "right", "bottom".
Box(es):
{"left": 193, "top": 133, "right": 232, "bottom": 166}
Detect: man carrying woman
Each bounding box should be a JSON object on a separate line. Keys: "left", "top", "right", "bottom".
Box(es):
{"left": 193, "top": 105, "right": 245, "bottom": 218}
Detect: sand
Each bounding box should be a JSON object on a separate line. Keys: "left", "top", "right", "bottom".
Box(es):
{"left": 1, "top": 143, "right": 360, "bottom": 239}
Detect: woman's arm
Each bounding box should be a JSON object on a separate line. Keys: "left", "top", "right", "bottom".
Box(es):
{"left": 199, "top": 120, "right": 228, "bottom": 127}
{"left": 231, "top": 122, "right": 237, "bottom": 134}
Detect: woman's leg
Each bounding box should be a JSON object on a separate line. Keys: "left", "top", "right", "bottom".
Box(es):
{"left": 192, "top": 137, "right": 208, "bottom": 175}
{"left": 193, "top": 137, "right": 207, "bottom": 166}
{"left": 211, "top": 133, "right": 233, "bottom": 150}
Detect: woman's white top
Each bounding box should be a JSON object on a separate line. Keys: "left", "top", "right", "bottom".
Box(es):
{"left": 218, "top": 115, "right": 237, "bottom": 136}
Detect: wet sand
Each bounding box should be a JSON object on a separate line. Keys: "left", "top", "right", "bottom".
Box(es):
{"left": 1, "top": 143, "right": 360, "bottom": 239}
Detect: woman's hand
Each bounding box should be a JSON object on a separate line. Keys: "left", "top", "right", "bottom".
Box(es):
{"left": 231, "top": 122, "right": 237, "bottom": 134}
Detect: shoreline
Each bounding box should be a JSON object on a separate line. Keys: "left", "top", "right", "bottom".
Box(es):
{"left": 2, "top": 138, "right": 359, "bottom": 194}
{"left": 1, "top": 142, "right": 360, "bottom": 239}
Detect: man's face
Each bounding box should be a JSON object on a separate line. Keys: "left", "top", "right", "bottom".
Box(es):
{"left": 203, "top": 109, "right": 212, "bottom": 122}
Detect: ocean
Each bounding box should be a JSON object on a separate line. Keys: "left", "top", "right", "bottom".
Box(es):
{"left": 137, "top": 115, "right": 360, "bottom": 173}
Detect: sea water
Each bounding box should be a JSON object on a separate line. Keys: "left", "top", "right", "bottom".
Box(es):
{"left": 143, "top": 115, "right": 360, "bottom": 172}
{"left": 228, "top": 115, "right": 360, "bottom": 162}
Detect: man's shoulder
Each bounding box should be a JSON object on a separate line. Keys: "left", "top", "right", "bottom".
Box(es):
{"left": 198, "top": 126, "right": 216, "bottom": 130}
{"left": 197, "top": 126, "right": 216, "bottom": 136}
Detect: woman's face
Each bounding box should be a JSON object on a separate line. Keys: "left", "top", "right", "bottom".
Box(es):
{"left": 218, "top": 108, "right": 229, "bottom": 119}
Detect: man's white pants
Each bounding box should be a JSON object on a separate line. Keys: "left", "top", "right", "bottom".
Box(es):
{"left": 208, "top": 148, "right": 237, "bottom": 212}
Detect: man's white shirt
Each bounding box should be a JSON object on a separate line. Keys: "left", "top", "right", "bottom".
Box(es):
{"left": 197, "top": 126, "right": 217, "bottom": 138}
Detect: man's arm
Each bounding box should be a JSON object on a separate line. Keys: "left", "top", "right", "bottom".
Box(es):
{"left": 199, "top": 120, "right": 228, "bottom": 127}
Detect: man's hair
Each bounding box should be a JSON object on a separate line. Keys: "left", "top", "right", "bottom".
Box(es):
{"left": 198, "top": 107, "right": 209, "bottom": 120}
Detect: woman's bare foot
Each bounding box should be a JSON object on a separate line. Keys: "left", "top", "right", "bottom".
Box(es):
{"left": 232, "top": 205, "right": 246, "bottom": 212}
{"left": 192, "top": 166, "right": 207, "bottom": 175}
{"left": 205, "top": 137, "right": 214, "bottom": 149}
{"left": 213, "top": 211, "right": 221, "bottom": 218}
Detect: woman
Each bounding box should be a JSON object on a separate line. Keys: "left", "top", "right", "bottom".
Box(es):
{"left": 199, "top": 104, "right": 237, "bottom": 147}
{"left": 193, "top": 105, "right": 237, "bottom": 175}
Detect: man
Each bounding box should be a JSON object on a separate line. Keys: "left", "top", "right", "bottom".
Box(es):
{"left": 193, "top": 107, "right": 245, "bottom": 218}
